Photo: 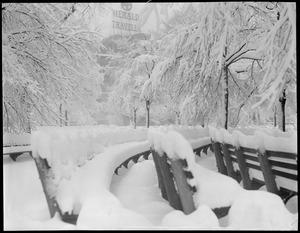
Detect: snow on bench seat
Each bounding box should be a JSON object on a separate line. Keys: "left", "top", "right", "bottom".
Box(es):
{"left": 3, "top": 146, "right": 32, "bottom": 155}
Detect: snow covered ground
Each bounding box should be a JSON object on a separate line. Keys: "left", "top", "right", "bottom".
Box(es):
{"left": 3, "top": 125, "right": 298, "bottom": 230}
{"left": 4, "top": 147, "right": 298, "bottom": 230}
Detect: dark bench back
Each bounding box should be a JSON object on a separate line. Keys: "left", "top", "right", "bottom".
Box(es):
{"left": 212, "top": 141, "right": 297, "bottom": 202}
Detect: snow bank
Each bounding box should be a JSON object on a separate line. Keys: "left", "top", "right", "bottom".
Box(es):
{"left": 285, "top": 195, "right": 298, "bottom": 214}
{"left": 192, "top": 164, "right": 244, "bottom": 209}
{"left": 228, "top": 190, "right": 296, "bottom": 230}
{"left": 76, "top": 191, "right": 153, "bottom": 229}
{"left": 229, "top": 125, "right": 296, "bottom": 138}
{"left": 161, "top": 205, "right": 220, "bottom": 229}
{"left": 209, "top": 126, "right": 297, "bottom": 154}
{"left": 111, "top": 160, "right": 174, "bottom": 226}
{"left": 5, "top": 212, "right": 76, "bottom": 230}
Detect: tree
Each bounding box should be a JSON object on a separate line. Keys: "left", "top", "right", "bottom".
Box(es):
{"left": 107, "top": 70, "right": 144, "bottom": 128}
{"left": 2, "top": 3, "right": 105, "bottom": 133}
{"left": 100, "top": 33, "right": 152, "bottom": 126}
{"left": 250, "top": 3, "right": 296, "bottom": 132}
{"left": 143, "top": 2, "right": 296, "bottom": 129}
{"left": 132, "top": 53, "right": 159, "bottom": 128}
{"left": 146, "top": 3, "right": 257, "bottom": 127}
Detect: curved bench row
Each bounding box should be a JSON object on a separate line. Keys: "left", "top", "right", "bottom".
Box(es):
{"left": 32, "top": 141, "right": 212, "bottom": 225}
{"left": 28, "top": 126, "right": 297, "bottom": 226}
{"left": 113, "top": 143, "right": 212, "bottom": 175}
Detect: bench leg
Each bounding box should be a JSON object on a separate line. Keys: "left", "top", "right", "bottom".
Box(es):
{"left": 9, "top": 153, "right": 22, "bottom": 161}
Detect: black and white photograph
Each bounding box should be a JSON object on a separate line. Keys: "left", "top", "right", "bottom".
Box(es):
{"left": 3, "top": 2, "right": 297, "bottom": 230}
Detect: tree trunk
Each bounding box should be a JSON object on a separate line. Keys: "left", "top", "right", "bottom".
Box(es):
{"left": 26, "top": 104, "right": 31, "bottom": 134}
{"left": 274, "top": 105, "right": 277, "bottom": 127}
{"left": 223, "top": 65, "right": 229, "bottom": 130}
{"left": 175, "top": 111, "right": 180, "bottom": 125}
{"left": 133, "top": 108, "right": 137, "bottom": 129}
{"left": 22, "top": 92, "right": 31, "bottom": 133}
{"left": 276, "top": 11, "right": 286, "bottom": 132}
{"left": 59, "top": 103, "right": 63, "bottom": 127}
{"left": 278, "top": 89, "right": 286, "bottom": 132}
{"left": 256, "top": 109, "right": 260, "bottom": 125}
{"left": 65, "top": 109, "right": 68, "bottom": 126}
{"left": 146, "top": 100, "right": 150, "bottom": 128}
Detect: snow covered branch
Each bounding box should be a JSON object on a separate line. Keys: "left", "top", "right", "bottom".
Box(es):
{"left": 2, "top": 3, "right": 104, "bottom": 132}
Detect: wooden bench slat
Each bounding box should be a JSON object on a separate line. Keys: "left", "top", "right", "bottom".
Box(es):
{"left": 230, "top": 157, "right": 261, "bottom": 172}
{"left": 227, "top": 144, "right": 235, "bottom": 149}
{"left": 243, "top": 154, "right": 259, "bottom": 162}
{"left": 269, "top": 160, "right": 298, "bottom": 170}
{"left": 266, "top": 150, "right": 297, "bottom": 160}
{"left": 228, "top": 150, "right": 236, "bottom": 156}
{"left": 231, "top": 157, "right": 237, "bottom": 163}
{"left": 272, "top": 170, "right": 298, "bottom": 180}
{"left": 245, "top": 162, "right": 261, "bottom": 171}
{"left": 240, "top": 146, "right": 257, "bottom": 154}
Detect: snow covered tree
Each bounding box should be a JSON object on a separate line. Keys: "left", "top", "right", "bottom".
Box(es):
{"left": 107, "top": 70, "right": 144, "bottom": 128}
{"left": 143, "top": 2, "right": 296, "bottom": 129}
{"left": 2, "top": 3, "right": 105, "bottom": 133}
{"left": 250, "top": 3, "right": 296, "bottom": 131}
{"left": 101, "top": 33, "right": 152, "bottom": 126}
{"left": 132, "top": 53, "right": 159, "bottom": 128}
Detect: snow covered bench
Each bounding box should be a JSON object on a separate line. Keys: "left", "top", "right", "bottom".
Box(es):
{"left": 3, "top": 133, "right": 32, "bottom": 161}
{"left": 148, "top": 129, "right": 297, "bottom": 229}
{"left": 114, "top": 150, "right": 152, "bottom": 175}
{"left": 152, "top": 149, "right": 196, "bottom": 212}
{"left": 3, "top": 145, "right": 32, "bottom": 161}
{"left": 148, "top": 129, "right": 237, "bottom": 219}
{"left": 113, "top": 139, "right": 212, "bottom": 175}
{"left": 113, "top": 141, "right": 213, "bottom": 212}
{"left": 33, "top": 156, "right": 83, "bottom": 224}
{"left": 30, "top": 125, "right": 211, "bottom": 225}
{"left": 209, "top": 127, "right": 297, "bottom": 202}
